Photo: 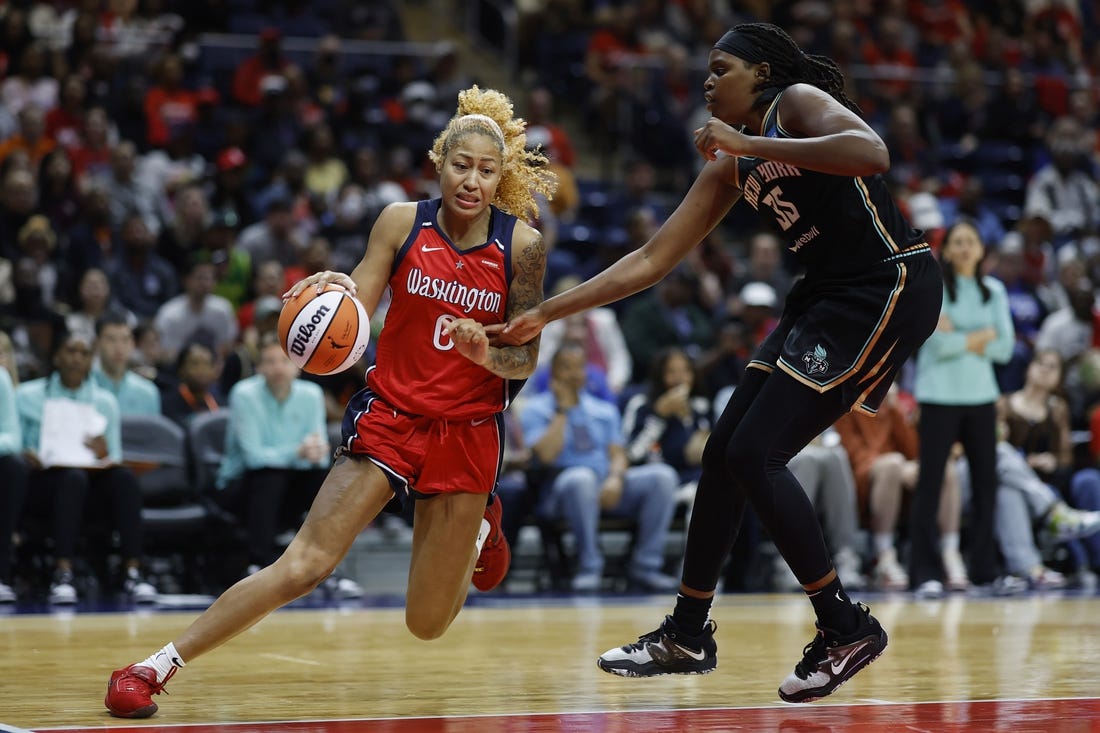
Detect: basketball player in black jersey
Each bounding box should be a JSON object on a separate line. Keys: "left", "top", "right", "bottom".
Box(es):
{"left": 498, "top": 23, "right": 943, "bottom": 702}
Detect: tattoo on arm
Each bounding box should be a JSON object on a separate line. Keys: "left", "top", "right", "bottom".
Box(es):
{"left": 484, "top": 231, "right": 546, "bottom": 379}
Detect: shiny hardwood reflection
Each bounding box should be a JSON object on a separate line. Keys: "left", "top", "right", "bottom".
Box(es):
{"left": 2, "top": 593, "right": 1098, "bottom": 730}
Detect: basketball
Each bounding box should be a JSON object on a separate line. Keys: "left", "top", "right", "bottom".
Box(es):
{"left": 278, "top": 284, "right": 370, "bottom": 375}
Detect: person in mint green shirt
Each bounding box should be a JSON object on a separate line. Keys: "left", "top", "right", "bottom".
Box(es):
{"left": 91, "top": 312, "right": 162, "bottom": 416}
{"left": 15, "top": 330, "right": 157, "bottom": 604}
{"left": 909, "top": 220, "right": 1016, "bottom": 595}
{"left": 216, "top": 333, "right": 331, "bottom": 572}
{"left": 0, "top": 365, "right": 29, "bottom": 602}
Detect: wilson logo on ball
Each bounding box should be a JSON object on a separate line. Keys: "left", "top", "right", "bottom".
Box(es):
{"left": 288, "top": 304, "right": 332, "bottom": 357}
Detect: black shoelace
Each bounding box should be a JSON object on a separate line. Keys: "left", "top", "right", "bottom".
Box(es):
{"left": 793, "top": 632, "right": 828, "bottom": 679}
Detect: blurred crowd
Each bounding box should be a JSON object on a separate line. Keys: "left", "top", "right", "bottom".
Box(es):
{"left": 2, "top": 0, "right": 1100, "bottom": 601}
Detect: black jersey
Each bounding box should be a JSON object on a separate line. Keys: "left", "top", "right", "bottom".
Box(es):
{"left": 734, "top": 90, "right": 926, "bottom": 277}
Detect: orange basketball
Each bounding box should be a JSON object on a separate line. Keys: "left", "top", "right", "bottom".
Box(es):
{"left": 278, "top": 284, "right": 370, "bottom": 375}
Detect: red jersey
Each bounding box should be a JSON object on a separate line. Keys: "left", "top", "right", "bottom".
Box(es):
{"left": 368, "top": 199, "right": 519, "bottom": 419}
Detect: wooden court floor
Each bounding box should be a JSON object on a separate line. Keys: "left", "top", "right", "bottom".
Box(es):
{"left": 2, "top": 592, "right": 1099, "bottom": 732}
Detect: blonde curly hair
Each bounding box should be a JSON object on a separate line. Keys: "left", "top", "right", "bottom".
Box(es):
{"left": 429, "top": 85, "right": 558, "bottom": 223}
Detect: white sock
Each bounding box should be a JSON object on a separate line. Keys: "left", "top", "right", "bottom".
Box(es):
{"left": 940, "top": 532, "right": 960, "bottom": 554}
{"left": 142, "top": 642, "right": 185, "bottom": 683}
{"left": 872, "top": 533, "right": 894, "bottom": 556}
{"left": 474, "top": 518, "right": 491, "bottom": 554}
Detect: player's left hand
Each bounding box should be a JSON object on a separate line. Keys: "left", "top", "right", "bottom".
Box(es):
{"left": 446, "top": 318, "right": 491, "bottom": 366}
{"left": 694, "top": 118, "right": 750, "bottom": 161}
{"left": 493, "top": 307, "right": 546, "bottom": 346}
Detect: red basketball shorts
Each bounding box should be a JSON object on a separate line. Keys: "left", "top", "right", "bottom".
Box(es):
{"left": 340, "top": 387, "right": 503, "bottom": 502}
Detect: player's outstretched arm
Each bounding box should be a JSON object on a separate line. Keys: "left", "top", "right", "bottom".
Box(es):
{"left": 498, "top": 158, "right": 742, "bottom": 345}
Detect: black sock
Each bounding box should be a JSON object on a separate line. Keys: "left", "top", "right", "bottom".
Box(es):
{"left": 671, "top": 593, "right": 713, "bottom": 638}
{"left": 807, "top": 577, "right": 859, "bottom": 635}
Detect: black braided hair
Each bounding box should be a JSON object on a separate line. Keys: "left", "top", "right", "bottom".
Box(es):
{"left": 730, "top": 23, "right": 861, "bottom": 115}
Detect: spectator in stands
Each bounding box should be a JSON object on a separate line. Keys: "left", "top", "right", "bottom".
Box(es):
{"left": 160, "top": 340, "right": 222, "bottom": 429}
{"left": 835, "top": 385, "right": 967, "bottom": 591}
{"left": 66, "top": 267, "right": 134, "bottom": 344}
{"left": 45, "top": 74, "right": 87, "bottom": 151}
{"left": 994, "top": 348, "right": 1100, "bottom": 586}
{"left": 143, "top": 53, "right": 200, "bottom": 148}
{"left": 991, "top": 234, "right": 1048, "bottom": 392}
{"left": 525, "top": 86, "right": 576, "bottom": 169}
{"left": 153, "top": 257, "right": 238, "bottom": 364}
{"left": 958, "top": 440, "right": 1100, "bottom": 589}
{"left": 622, "top": 346, "right": 711, "bottom": 486}
{"left": 982, "top": 66, "right": 1045, "bottom": 149}
{"left": 939, "top": 177, "right": 1005, "bottom": 249}
{"left": 158, "top": 183, "right": 210, "bottom": 276}
{"left": 65, "top": 184, "right": 115, "bottom": 281}
{"left": 37, "top": 147, "right": 82, "bottom": 237}
{"left": 730, "top": 231, "right": 794, "bottom": 306}
{"left": 347, "top": 146, "right": 409, "bottom": 224}
{"left": 209, "top": 147, "right": 253, "bottom": 227}
{"left": 1002, "top": 347, "right": 1099, "bottom": 493}
{"left": 200, "top": 208, "right": 251, "bottom": 308}
{"left": 861, "top": 15, "right": 917, "bottom": 115}
{"left": 14, "top": 215, "right": 60, "bottom": 310}
{"left": 321, "top": 183, "right": 371, "bottom": 274}
{"left": 237, "top": 196, "right": 306, "bottom": 270}
{"left": 247, "top": 77, "right": 303, "bottom": 177}
{"left": 0, "top": 357, "right": 28, "bottom": 603}
{"left": 101, "top": 140, "right": 160, "bottom": 236}
{"left": 620, "top": 266, "right": 714, "bottom": 383}
{"left": 236, "top": 261, "right": 284, "bottom": 332}
{"left": 92, "top": 312, "right": 161, "bottom": 417}
{"left": 0, "top": 43, "right": 59, "bottom": 116}
{"left": 215, "top": 334, "right": 340, "bottom": 580}
{"left": 106, "top": 213, "right": 178, "bottom": 320}
{"left": 0, "top": 105, "right": 55, "bottom": 169}
{"left": 519, "top": 343, "right": 680, "bottom": 593}
{"left": 911, "top": 219, "right": 1015, "bottom": 596}
{"left": 535, "top": 275, "right": 632, "bottom": 396}
{"left": 1035, "top": 276, "right": 1096, "bottom": 368}
{"left": 0, "top": 167, "right": 38, "bottom": 260}
{"left": 734, "top": 281, "right": 780, "bottom": 353}
{"left": 15, "top": 329, "right": 157, "bottom": 604}
{"left": 1023, "top": 117, "right": 1100, "bottom": 248}
{"left": 697, "top": 317, "right": 749, "bottom": 399}
{"left": 302, "top": 122, "right": 347, "bottom": 200}
{"left": 232, "top": 28, "right": 290, "bottom": 108}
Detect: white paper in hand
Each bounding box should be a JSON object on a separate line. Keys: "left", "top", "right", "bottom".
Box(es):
{"left": 38, "top": 398, "right": 109, "bottom": 468}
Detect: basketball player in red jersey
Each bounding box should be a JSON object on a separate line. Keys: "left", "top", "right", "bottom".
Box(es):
{"left": 104, "top": 86, "right": 556, "bottom": 719}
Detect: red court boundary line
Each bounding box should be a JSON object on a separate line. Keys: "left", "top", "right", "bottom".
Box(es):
{"left": 30, "top": 697, "right": 1100, "bottom": 733}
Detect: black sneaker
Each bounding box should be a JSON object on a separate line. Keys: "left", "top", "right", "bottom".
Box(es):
{"left": 778, "top": 602, "right": 887, "bottom": 703}
{"left": 597, "top": 615, "right": 717, "bottom": 677}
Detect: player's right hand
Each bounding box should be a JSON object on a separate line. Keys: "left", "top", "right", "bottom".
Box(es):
{"left": 283, "top": 270, "right": 357, "bottom": 300}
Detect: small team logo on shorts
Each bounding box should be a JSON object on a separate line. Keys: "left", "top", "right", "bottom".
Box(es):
{"left": 803, "top": 344, "right": 829, "bottom": 375}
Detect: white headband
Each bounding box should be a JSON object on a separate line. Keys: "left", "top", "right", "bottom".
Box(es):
{"left": 456, "top": 113, "right": 505, "bottom": 144}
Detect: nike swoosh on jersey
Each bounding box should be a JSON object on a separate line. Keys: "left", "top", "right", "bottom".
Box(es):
{"left": 422, "top": 245, "right": 445, "bottom": 252}
{"left": 471, "top": 417, "right": 492, "bottom": 426}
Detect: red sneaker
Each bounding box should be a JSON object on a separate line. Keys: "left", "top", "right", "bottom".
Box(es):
{"left": 472, "top": 495, "right": 510, "bottom": 591}
{"left": 105, "top": 664, "right": 174, "bottom": 718}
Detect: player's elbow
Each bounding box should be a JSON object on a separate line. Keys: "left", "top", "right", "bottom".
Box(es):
{"left": 863, "top": 139, "right": 890, "bottom": 175}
